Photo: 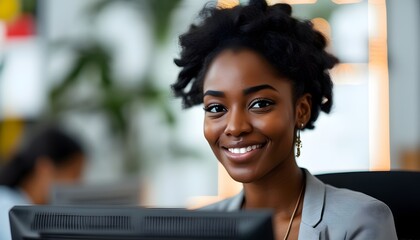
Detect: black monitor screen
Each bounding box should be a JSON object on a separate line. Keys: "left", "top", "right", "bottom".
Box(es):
{"left": 9, "top": 205, "right": 274, "bottom": 240}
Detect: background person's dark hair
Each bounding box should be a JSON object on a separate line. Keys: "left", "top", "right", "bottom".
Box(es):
{"left": 0, "top": 126, "right": 85, "bottom": 188}
{"left": 171, "top": 0, "right": 339, "bottom": 130}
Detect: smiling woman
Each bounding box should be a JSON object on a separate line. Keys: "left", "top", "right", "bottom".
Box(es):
{"left": 171, "top": 0, "right": 397, "bottom": 239}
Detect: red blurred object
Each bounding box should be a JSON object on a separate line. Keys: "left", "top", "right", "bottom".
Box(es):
{"left": 6, "top": 14, "right": 35, "bottom": 39}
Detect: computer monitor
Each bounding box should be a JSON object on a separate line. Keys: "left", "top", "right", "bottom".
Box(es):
{"left": 9, "top": 205, "right": 274, "bottom": 240}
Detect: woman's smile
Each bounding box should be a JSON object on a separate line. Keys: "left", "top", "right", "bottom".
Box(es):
{"left": 222, "top": 142, "right": 266, "bottom": 163}
{"left": 226, "top": 143, "right": 263, "bottom": 154}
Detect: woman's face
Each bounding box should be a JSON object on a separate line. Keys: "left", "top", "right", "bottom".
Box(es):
{"left": 203, "top": 49, "right": 307, "bottom": 183}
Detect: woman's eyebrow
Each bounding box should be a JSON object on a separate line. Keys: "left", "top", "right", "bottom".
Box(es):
{"left": 243, "top": 84, "right": 278, "bottom": 95}
{"left": 204, "top": 85, "right": 277, "bottom": 97}
{"left": 203, "top": 90, "right": 225, "bottom": 97}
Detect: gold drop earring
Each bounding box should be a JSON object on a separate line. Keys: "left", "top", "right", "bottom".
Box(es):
{"left": 295, "top": 123, "right": 304, "bottom": 157}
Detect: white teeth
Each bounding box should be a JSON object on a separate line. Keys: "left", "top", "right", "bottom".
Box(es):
{"left": 228, "top": 145, "right": 261, "bottom": 154}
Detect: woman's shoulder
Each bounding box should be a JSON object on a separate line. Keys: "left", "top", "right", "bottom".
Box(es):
{"left": 316, "top": 178, "right": 394, "bottom": 222}
{"left": 324, "top": 183, "right": 390, "bottom": 211}
{"left": 302, "top": 169, "right": 397, "bottom": 239}
{"left": 299, "top": 174, "right": 396, "bottom": 239}
{"left": 305, "top": 169, "right": 392, "bottom": 215}
{"left": 325, "top": 182, "right": 377, "bottom": 200}
{"left": 319, "top": 184, "right": 397, "bottom": 239}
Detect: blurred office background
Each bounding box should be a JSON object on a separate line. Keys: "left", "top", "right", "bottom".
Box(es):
{"left": 0, "top": 0, "right": 419, "bottom": 207}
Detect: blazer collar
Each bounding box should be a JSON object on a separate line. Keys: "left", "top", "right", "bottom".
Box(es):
{"left": 298, "top": 168, "right": 326, "bottom": 239}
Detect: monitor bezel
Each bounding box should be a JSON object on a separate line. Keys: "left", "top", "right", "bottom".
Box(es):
{"left": 9, "top": 205, "right": 274, "bottom": 240}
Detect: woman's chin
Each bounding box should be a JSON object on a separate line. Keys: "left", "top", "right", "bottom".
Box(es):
{"left": 226, "top": 169, "right": 259, "bottom": 184}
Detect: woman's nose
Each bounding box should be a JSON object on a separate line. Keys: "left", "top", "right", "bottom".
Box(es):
{"left": 224, "top": 108, "right": 252, "bottom": 137}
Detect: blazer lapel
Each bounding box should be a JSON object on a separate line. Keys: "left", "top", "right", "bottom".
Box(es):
{"left": 299, "top": 223, "right": 321, "bottom": 240}
{"left": 298, "top": 169, "right": 326, "bottom": 240}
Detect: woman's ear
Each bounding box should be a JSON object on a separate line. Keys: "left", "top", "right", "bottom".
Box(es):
{"left": 295, "top": 93, "right": 312, "bottom": 128}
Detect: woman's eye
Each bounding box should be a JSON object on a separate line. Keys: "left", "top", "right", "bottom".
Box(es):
{"left": 250, "top": 99, "right": 274, "bottom": 109}
{"left": 204, "top": 104, "right": 227, "bottom": 113}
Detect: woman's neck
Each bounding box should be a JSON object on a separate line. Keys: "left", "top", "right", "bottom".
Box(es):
{"left": 242, "top": 163, "right": 304, "bottom": 215}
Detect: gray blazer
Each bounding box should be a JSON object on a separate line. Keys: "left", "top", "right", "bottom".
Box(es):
{"left": 201, "top": 169, "right": 398, "bottom": 240}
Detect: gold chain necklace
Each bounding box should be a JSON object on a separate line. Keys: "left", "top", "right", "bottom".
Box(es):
{"left": 282, "top": 182, "right": 305, "bottom": 240}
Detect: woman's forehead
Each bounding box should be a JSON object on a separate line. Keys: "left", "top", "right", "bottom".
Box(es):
{"left": 203, "top": 49, "right": 290, "bottom": 90}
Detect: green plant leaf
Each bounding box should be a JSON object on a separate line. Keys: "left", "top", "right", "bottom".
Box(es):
{"left": 147, "top": 0, "right": 182, "bottom": 44}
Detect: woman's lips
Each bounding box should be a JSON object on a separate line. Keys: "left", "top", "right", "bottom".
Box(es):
{"left": 222, "top": 144, "right": 265, "bottom": 163}
{"left": 227, "top": 144, "right": 263, "bottom": 154}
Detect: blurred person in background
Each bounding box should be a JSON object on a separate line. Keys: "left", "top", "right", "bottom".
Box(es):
{"left": 0, "top": 126, "right": 85, "bottom": 240}
{"left": 171, "top": 0, "right": 397, "bottom": 239}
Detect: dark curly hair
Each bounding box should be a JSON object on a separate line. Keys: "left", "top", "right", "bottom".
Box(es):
{"left": 171, "top": 0, "right": 338, "bottom": 129}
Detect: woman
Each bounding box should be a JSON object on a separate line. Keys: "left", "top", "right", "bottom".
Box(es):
{"left": 171, "top": 0, "right": 397, "bottom": 239}
{"left": 0, "top": 126, "right": 85, "bottom": 240}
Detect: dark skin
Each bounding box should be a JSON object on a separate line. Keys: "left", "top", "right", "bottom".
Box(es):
{"left": 202, "top": 49, "right": 311, "bottom": 240}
